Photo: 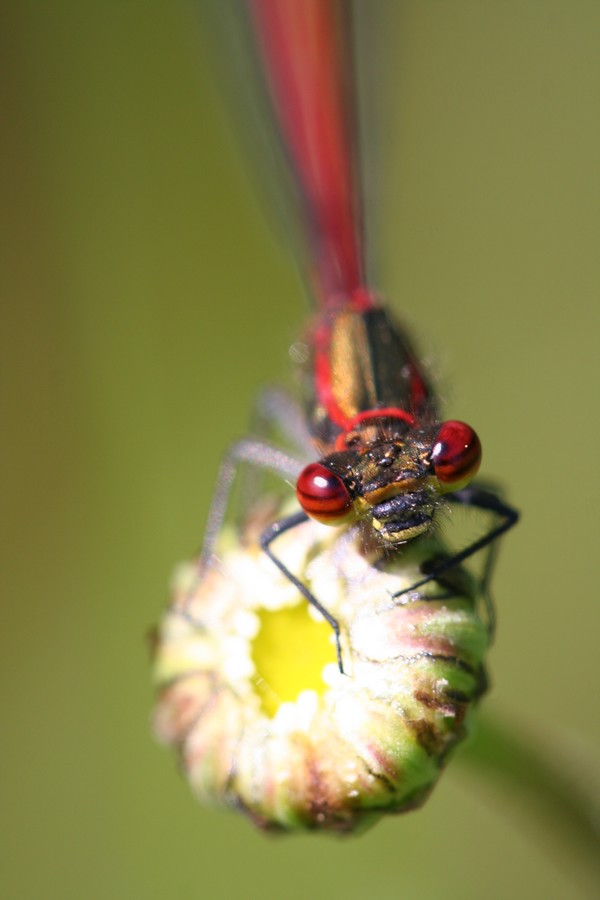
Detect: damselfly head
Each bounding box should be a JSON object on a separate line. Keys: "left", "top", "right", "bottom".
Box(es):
{"left": 296, "top": 419, "right": 482, "bottom": 543}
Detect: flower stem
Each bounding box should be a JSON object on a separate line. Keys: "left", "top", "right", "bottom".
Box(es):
{"left": 457, "top": 714, "right": 600, "bottom": 876}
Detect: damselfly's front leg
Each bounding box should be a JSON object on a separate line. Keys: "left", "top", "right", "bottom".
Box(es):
{"left": 259, "top": 511, "right": 346, "bottom": 674}
{"left": 184, "top": 435, "right": 345, "bottom": 671}
{"left": 391, "top": 486, "right": 519, "bottom": 634}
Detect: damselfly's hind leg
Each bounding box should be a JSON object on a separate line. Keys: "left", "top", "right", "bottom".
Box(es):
{"left": 198, "top": 440, "right": 303, "bottom": 573}
{"left": 391, "top": 485, "right": 519, "bottom": 635}
{"left": 251, "top": 387, "right": 314, "bottom": 457}
{"left": 180, "top": 389, "right": 311, "bottom": 622}
{"left": 177, "top": 437, "right": 304, "bottom": 625}
{"left": 197, "top": 387, "right": 311, "bottom": 575}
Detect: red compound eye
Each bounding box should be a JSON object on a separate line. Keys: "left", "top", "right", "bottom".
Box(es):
{"left": 296, "top": 463, "right": 354, "bottom": 525}
{"left": 431, "top": 420, "right": 482, "bottom": 490}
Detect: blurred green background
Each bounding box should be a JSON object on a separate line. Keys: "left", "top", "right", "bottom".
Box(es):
{"left": 2, "top": 2, "right": 599, "bottom": 898}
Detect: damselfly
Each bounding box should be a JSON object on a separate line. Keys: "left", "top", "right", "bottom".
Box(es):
{"left": 154, "top": 0, "right": 520, "bottom": 833}
{"left": 192, "top": 1, "right": 518, "bottom": 675}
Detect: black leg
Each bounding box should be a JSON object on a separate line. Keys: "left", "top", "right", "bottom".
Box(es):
{"left": 391, "top": 485, "right": 519, "bottom": 610}
{"left": 260, "top": 511, "right": 347, "bottom": 674}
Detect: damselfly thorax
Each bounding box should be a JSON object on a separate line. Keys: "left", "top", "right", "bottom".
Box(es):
{"left": 296, "top": 298, "right": 482, "bottom": 548}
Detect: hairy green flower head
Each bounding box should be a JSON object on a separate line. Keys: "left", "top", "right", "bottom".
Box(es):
{"left": 153, "top": 515, "right": 489, "bottom": 833}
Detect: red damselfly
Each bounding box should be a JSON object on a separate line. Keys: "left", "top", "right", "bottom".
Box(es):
{"left": 191, "top": 0, "right": 518, "bottom": 674}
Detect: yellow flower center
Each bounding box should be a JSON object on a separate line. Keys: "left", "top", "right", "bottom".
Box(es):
{"left": 250, "top": 602, "right": 334, "bottom": 717}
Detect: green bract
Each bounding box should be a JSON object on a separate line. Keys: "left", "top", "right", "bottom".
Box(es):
{"left": 153, "top": 515, "right": 489, "bottom": 833}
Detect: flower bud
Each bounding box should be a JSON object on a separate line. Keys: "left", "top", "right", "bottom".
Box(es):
{"left": 152, "top": 515, "right": 489, "bottom": 833}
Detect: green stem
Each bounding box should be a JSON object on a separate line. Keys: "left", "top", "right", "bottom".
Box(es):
{"left": 457, "top": 714, "right": 600, "bottom": 875}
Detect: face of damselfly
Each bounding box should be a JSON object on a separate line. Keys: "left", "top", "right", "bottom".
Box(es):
{"left": 296, "top": 419, "right": 482, "bottom": 542}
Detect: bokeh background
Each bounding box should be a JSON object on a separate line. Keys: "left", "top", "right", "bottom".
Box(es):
{"left": 2, "top": 2, "right": 599, "bottom": 898}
